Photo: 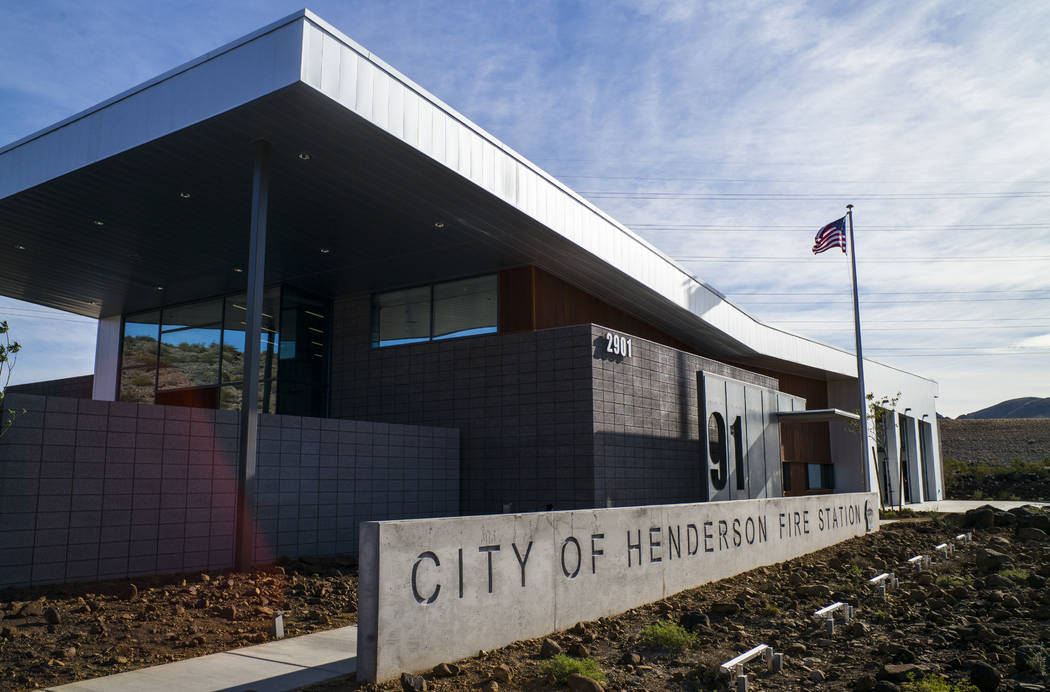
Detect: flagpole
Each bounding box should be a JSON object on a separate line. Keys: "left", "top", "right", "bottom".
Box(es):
{"left": 846, "top": 204, "right": 872, "bottom": 493}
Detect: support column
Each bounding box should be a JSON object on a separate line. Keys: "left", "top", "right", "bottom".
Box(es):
{"left": 235, "top": 139, "right": 271, "bottom": 571}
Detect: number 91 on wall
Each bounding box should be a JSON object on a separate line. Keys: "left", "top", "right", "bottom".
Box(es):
{"left": 605, "top": 332, "right": 633, "bottom": 358}
{"left": 698, "top": 372, "right": 804, "bottom": 502}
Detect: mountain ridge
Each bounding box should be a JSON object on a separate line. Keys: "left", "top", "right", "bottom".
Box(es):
{"left": 957, "top": 396, "right": 1050, "bottom": 419}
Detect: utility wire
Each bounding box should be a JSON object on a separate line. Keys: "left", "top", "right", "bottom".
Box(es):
{"left": 675, "top": 256, "right": 1050, "bottom": 263}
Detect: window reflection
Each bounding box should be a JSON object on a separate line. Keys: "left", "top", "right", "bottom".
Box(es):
{"left": 433, "top": 275, "right": 497, "bottom": 340}
{"left": 120, "top": 311, "right": 160, "bottom": 403}
{"left": 372, "top": 274, "right": 497, "bottom": 347}
{"left": 119, "top": 287, "right": 300, "bottom": 414}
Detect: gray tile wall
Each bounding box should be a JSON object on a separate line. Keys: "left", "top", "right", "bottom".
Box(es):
{"left": 590, "top": 325, "right": 778, "bottom": 508}
{"left": 0, "top": 395, "right": 239, "bottom": 588}
{"left": 328, "top": 294, "right": 776, "bottom": 514}
{"left": 7, "top": 374, "right": 94, "bottom": 399}
{"left": 330, "top": 295, "right": 594, "bottom": 515}
{"left": 0, "top": 394, "right": 458, "bottom": 588}
{"left": 252, "top": 414, "right": 459, "bottom": 561}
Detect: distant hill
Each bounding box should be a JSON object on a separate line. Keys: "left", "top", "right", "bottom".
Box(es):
{"left": 958, "top": 397, "right": 1050, "bottom": 419}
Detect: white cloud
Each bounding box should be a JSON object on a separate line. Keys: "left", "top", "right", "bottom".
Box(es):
{"left": 1016, "top": 333, "right": 1050, "bottom": 349}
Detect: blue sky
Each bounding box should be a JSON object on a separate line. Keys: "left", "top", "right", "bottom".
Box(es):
{"left": 2, "top": 1, "right": 1049, "bottom": 417}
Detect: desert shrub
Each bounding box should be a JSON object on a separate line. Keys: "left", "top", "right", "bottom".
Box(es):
{"left": 540, "top": 654, "right": 606, "bottom": 684}
{"left": 638, "top": 621, "right": 697, "bottom": 651}
{"left": 905, "top": 672, "right": 978, "bottom": 692}
{"left": 870, "top": 610, "right": 891, "bottom": 624}
{"left": 935, "top": 574, "right": 972, "bottom": 588}
{"left": 998, "top": 567, "right": 1030, "bottom": 581}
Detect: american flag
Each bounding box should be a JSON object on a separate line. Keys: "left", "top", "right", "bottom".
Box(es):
{"left": 812, "top": 217, "right": 847, "bottom": 254}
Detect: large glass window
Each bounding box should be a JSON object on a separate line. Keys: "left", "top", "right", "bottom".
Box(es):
{"left": 372, "top": 275, "right": 497, "bottom": 347}
{"left": 220, "top": 290, "right": 280, "bottom": 414}
{"left": 157, "top": 300, "right": 223, "bottom": 406}
{"left": 120, "top": 311, "right": 160, "bottom": 404}
{"left": 373, "top": 286, "right": 431, "bottom": 347}
{"left": 119, "top": 286, "right": 310, "bottom": 413}
{"left": 433, "top": 275, "right": 497, "bottom": 340}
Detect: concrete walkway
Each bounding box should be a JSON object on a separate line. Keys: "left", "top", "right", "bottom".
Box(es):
{"left": 44, "top": 625, "right": 357, "bottom": 692}
{"left": 898, "top": 499, "right": 1049, "bottom": 513}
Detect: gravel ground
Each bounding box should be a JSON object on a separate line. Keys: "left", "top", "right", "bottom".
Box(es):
{"left": 0, "top": 556, "right": 358, "bottom": 691}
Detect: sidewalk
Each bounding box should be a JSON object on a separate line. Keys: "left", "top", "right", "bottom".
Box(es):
{"left": 898, "top": 499, "right": 1049, "bottom": 513}
{"left": 44, "top": 625, "right": 357, "bottom": 692}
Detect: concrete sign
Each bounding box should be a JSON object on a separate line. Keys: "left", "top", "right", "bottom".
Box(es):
{"left": 358, "top": 492, "right": 878, "bottom": 681}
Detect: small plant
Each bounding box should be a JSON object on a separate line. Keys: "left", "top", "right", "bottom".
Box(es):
{"left": 638, "top": 621, "right": 697, "bottom": 651}
{"left": 935, "top": 574, "right": 972, "bottom": 588}
{"left": 870, "top": 610, "right": 891, "bottom": 624}
{"left": 760, "top": 604, "right": 780, "bottom": 617}
{"left": 540, "top": 654, "right": 607, "bottom": 685}
{"left": 0, "top": 320, "right": 26, "bottom": 440}
{"left": 847, "top": 565, "right": 864, "bottom": 577}
{"left": 905, "top": 671, "right": 978, "bottom": 692}
{"left": 998, "top": 567, "right": 1030, "bottom": 581}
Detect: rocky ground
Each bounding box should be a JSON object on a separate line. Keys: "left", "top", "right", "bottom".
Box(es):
{"left": 3, "top": 507, "right": 1050, "bottom": 692}
{"left": 947, "top": 471, "right": 1050, "bottom": 502}
{"left": 311, "top": 506, "right": 1050, "bottom": 692}
{"left": 0, "top": 556, "right": 358, "bottom": 691}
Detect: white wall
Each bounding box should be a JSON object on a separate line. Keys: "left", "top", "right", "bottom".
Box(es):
{"left": 825, "top": 361, "right": 942, "bottom": 503}
{"left": 91, "top": 315, "right": 121, "bottom": 401}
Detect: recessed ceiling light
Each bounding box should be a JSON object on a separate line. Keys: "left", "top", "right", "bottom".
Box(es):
{"left": 179, "top": 191, "right": 191, "bottom": 199}
{"left": 434, "top": 221, "right": 445, "bottom": 229}
{"left": 15, "top": 244, "right": 25, "bottom": 250}
{"left": 298, "top": 152, "right": 312, "bottom": 160}
{"left": 233, "top": 267, "right": 244, "bottom": 273}
{"left": 93, "top": 220, "right": 105, "bottom": 227}
{"left": 319, "top": 248, "right": 331, "bottom": 254}
{"left": 155, "top": 285, "right": 164, "bottom": 291}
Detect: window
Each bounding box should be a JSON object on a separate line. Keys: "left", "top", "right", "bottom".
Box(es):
{"left": 433, "top": 275, "right": 497, "bottom": 340}
{"left": 806, "top": 463, "right": 834, "bottom": 490}
{"left": 373, "top": 286, "right": 430, "bottom": 347}
{"left": 119, "top": 311, "right": 160, "bottom": 403}
{"left": 119, "top": 286, "right": 305, "bottom": 413}
{"left": 372, "top": 275, "right": 497, "bottom": 347}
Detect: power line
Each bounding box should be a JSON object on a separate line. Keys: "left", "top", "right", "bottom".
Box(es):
{"left": 629, "top": 223, "right": 1050, "bottom": 232}
{"left": 676, "top": 256, "right": 1050, "bottom": 264}
{"left": 865, "top": 351, "right": 1050, "bottom": 357}
{"left": 555, "top": 173, "right": 1050, "bottom": 186}
{"left": 779, "top": 325, "right": 1050, "bottom": 331}
{"left": 774, "top": 318, "right": 1050, "bottom": 323}
{"left": 730, "top": 289, "right": 1050, "bottom": 296}
{"left": 584, "top": 191, "right": 1050, "bottom": 200}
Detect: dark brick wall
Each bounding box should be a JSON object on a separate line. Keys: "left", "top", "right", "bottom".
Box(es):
{"left": 330, "top": 294, "right": 593, "bottom": 515}
{"left": 329, "top": 293, "right": 778, "bottom": 513}
{"left": 590, "top": 325, "right": 777, "bottom": 508}
{"left": 0, "top": 394, "right": 458, "bottom": 588}
{"left": 253, "top": 414, "right": 459, "bottom": 561}
{"left": 7, "top": 374, "right": 94, "bottom": 399}
{"left": 0, "top": 394, "right": 239, "bottom": 588}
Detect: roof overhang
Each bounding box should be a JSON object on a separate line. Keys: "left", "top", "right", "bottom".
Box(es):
{"left": 0, "top": 9, "right": 933, "bottom": 383}
{"left": 776, "top": 408, "right": 860, "bottom": 424}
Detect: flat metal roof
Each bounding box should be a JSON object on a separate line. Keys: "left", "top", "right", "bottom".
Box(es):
{"left": 0, "top": 10, "right": 935, "bottom": 386}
